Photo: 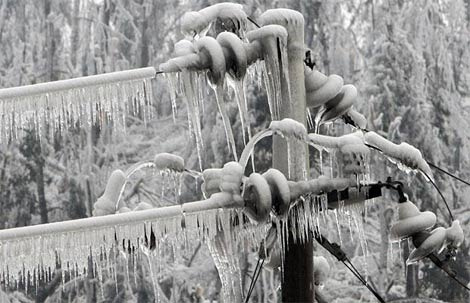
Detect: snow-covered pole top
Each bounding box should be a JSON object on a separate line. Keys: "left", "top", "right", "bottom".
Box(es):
{"left": 0, "top": 67, "right": 156, "bottom": 100}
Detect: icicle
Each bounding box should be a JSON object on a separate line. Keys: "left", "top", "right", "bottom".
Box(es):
{"left": 209, "top": 83, "right": 238, "bottom": 161}
{"left": 0, "top": 68, "right": 155, "bottom": 143}
{"left": 226, "top": 76, "right": 251, "bottom": 146}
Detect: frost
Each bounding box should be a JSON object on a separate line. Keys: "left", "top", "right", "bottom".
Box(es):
{"left": 364, "top": 131, "right": 434, "bottom": 180}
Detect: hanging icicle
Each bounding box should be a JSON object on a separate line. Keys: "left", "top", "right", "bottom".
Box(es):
{"left": 0, "top": 67, "right": 156, "bottom": 142}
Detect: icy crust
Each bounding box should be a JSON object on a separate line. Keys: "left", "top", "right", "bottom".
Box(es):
{"left": 445, "top": 220, "right": 464, "bottom": 248}
{"left": 308, "top": 131, "right": 365, "bottom": 149}
{"left": 174, "top": 39, "right": 196, "bottom": 56}
{"left": 270, "top": 118, "right": 307, "bottom": 140}
{"left": 246, "top": 25, "right": 288, "bottom": 45}
{"left": 390, "top": 201, "right": 437, "bottom": 241}
{"left": 243, "top": 172, "right": 272, "bottom": 222}
{"left": 181, "top": 3, "right": 247, "bottom": 37}
{"left": 216, "top": 32, "right": 247, "bottom": 79}
{"left": 259, "top": 9, "right": 304, "bottom": 29}
{"left": 407, "top": 227, "right": 447, "bottom": 264}
{"left": 321, "top": 84, "right": 358, "bottom": 123}
{"left": 201, "top": 162, "right": 244, "bottom": 205}
{"left": 344, "top": 108, "right": 367, "bottom": 129}
{"left": 154, "top": 153, "right": 185, "bottom": 172}
{"left": 196, "top": 37, "right": 226, "bottom": 85}
{"left": 305, "top": 67, "right": 343, "bottom": 108}
{"left": 263, "top": 169, "right": 290, "bottom": 216}
{"left": 0, "top": 72, "right": 154, "bottom": 143}
{"left": 288, "top": 176, "right": 353, "bottom": 201}
{"left": 364, "top": 131, "right": 433, "bottom": 180}
{"left": 93, "top": 170, "right": 126, "bottom": 216}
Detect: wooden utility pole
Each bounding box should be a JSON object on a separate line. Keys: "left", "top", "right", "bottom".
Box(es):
{"left": 261, "top": 9, "right": 314, "bottom": 302}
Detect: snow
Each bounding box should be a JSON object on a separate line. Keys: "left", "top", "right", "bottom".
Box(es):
{"left": 364, "top": 131, "right": 434, "bottom": 180}
{"left": 201, "top": 168, "right": 223, "bottom": 197}
{"left": 270, "top": 118, "right": 307, "bottom": 140}
{"left": 174, "top": 39, "right": 196, "bottom": 57}
{"left": 154, "top": 153, "right": 185, "bottom": 172}
{"left": 242, "top": 172, "right": 272, "bottom": 222}
{"left": 195, "top": 37, "right": 226, "bottom": 85}
{"left": 219, "top": 162, "right": 244, "bottom": 206}
{"left": 92, "top": 169, "right": 126, "bottom": 216}
{"left": 263, "top": 168, "right": 291, "bottom": 216}
{"left": 259, "top": 9, "right": 305, "bottom": 28}
{"left": 407, "top": 227, "right": 447, "bottom": 264}
{"left": 390, "top": 201, "right": 437, "bottom": 242}
{"left": 320, "top": 84, "right": 358, "bottom": 123}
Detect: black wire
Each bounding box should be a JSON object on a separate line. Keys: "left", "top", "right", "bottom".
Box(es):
{"left": 247, "top": 16, "right": 261, "bottom": 28}
{"left": 342, "top": 260, "right": 386, "bottom": 303}
{"left": 420, "top": 170, "right": 455, "bottom": 222}
{"left": 427, "top": 161, "right": 470, "bottom": 187}
{"left": 244, "top": 258, "right": 264, "bottom": 303}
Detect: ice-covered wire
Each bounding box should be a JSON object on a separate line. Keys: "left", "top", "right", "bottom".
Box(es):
{"left": 342, "top": 260, "right": 386, "bottom": 303}
{"left": 247, "top": 16, "right": 261, "bottom": 28}
{"left": 364, "top": 142, "right": 455, "bottom": 222}
{"left": 244, "top": 257, "right": 264, "bottom": 303}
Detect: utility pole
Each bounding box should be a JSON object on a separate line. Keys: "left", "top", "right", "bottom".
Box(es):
{"left": 261, "top": 9, "right": 314, "bottom": 302}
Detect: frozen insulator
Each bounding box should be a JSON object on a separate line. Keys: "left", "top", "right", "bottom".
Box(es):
{"left": 195, "top": 37, "right": 226, "bottom": 85}
{"left": 93, "top": 169, "right": 126, "bottom": 216}
{"left": 313, "top": 256, "right": 330, "bottom": 288}
{"left": 181, "top": 3, "right": 247, "bottom": 38}
{"left": 246, "top": 24, "right": 288, "bottom": 59}
{"left": 154, "top": 153, "right": 185, "bottom": 173}
{"left": 407, "top": 227, "right": 447, "bottom": 264}
{"left": 445, "top": 220, "right": 464, "bottom": 248}
{"left": 390, "top": 201, "right": 436, "bottom": 242}
{"left": 262, "top": 169, "right": 290, "bottom": 216}
{"left": 201, "top": 168, "right": 223, "bottom": 197}
{"left": 343, "top": 107, "right": 367, "bottom": 130}
{"left": 216, "top": 32, "right": 247, "bottom": 79}
{"left": 243, "top": 173, "right": 272, "bottom": 222}
{"left": 134, "top": 202, "right": 153, "bottom": 211}
{"left": 219, "top": 162, "right": 244, "bottom": 206}
{"left": 320, "top": 84, "right": 357, "bottom": 123}
{"left": 305, "top": 68, "right": 343, "bottom": 108}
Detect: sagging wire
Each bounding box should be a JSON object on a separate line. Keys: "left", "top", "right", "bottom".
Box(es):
{"left": 244, "top": 257, "right": 265, "bottom": 303}
{"left": 427, "top": 161, "right": 470, "bottom": 187}
{"left": 314, "top": 233, "right": 386, "bottom": 303}
{"left": 428, "top": 253, "right": 470, "bottom": 291}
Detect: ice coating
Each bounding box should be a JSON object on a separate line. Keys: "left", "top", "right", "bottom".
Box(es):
{"left": 134, "top": 202, "right": 154, "bottom": 211}
{"left": 445, "top": 220, "right": 464, "bottom": 248}
{"left": 270, "top": 118, "right": 307, "bottom": 140}
{"left": 202, "top": 168, "right": 223, "bottom": 197}
{"left": 0, "top": 68, "right": 155, "bottom": 142}
{"left": 320, "top": 84, "right": 357, "bottom": 123}
{"left": 288, "top": 176, "right": 354, "bottom": 201}
{"left": 93, "top": 170, "right": 126, "bottom": 216}
{"left": 219, "top": 162, "right": 244, "bottom": 206}
{"left": 259, "top": 8, "right": 304, "bottom": 29}
{"left": 364, "top": 131, "right": 434, "bottom": 180}
{"left": 263, "top": 168, "right": 291, "bottom": 215}
{"left": 174, "top": 39, "right": 196, "bottom": 56}
{"left": 216, "top": 32, "right": 247, "bottom": 79}
{"left": 344, "top": 108, "right": 367, "bottom": 129}
{"left": 154, "top": 153, "right": 185, "bottom": 172}
{"left": 305, "top": 68, "right": 343, "bottom": 108}
{"left": 196, "top": 37, "right": 227, "bottom": 85}
{"left": 407, "top": 227, "right": 447, "bottom": 264}
{"left": 390, "top": 201, "right": 436, "bottom": 242}
{"left": 181, "top": 3, "right": 247, "bottom": 38}
{"left": 246, "top": 25, "right": 289, "bottom": 119}
{"left": 243, "top": 172, "right": 272, "bottom": 222}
